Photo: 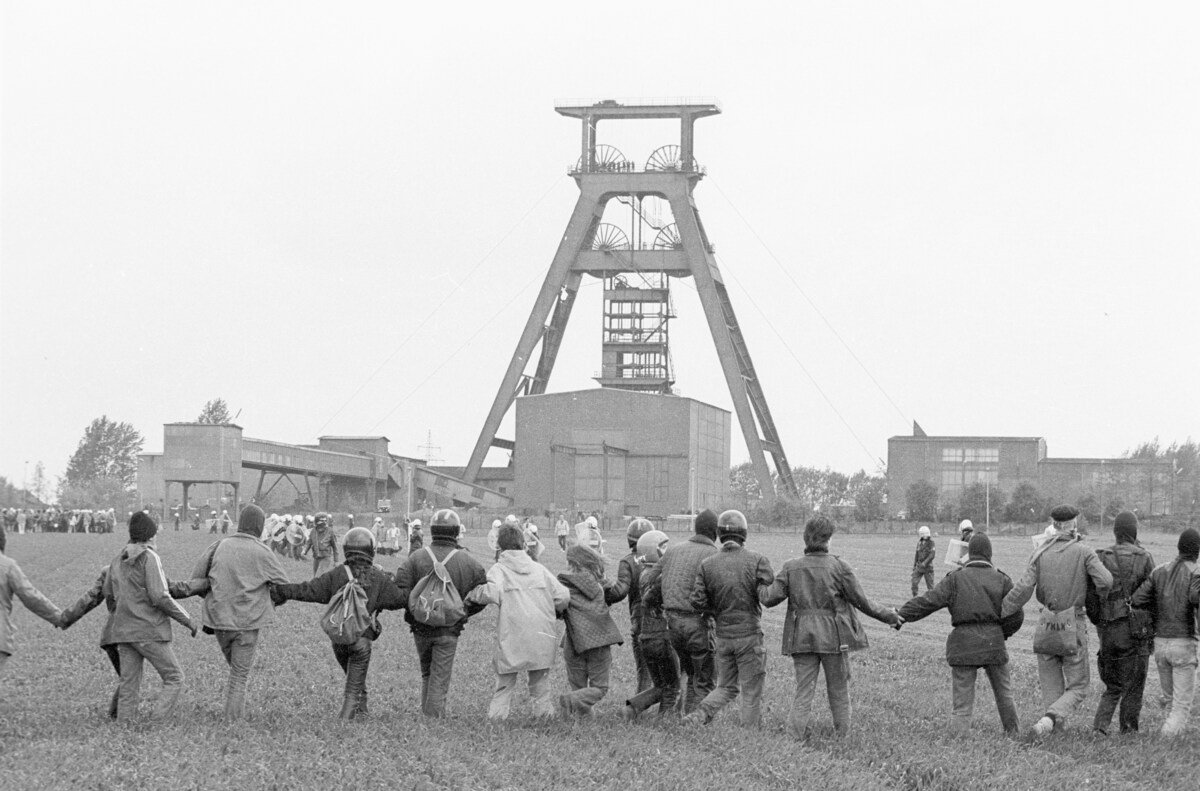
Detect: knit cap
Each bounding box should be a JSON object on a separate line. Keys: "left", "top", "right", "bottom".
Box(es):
{"left": 967, "top": 533, "right": 992, "bottom": 562}
{"left": 238, "top": 504, "right": 265, "bottom": 536}
{"left": 1113, "top": 511, "right": 1138, "bottom": 544}
{"left": 129, "top": 511, "right": 158, "bottom": 543}
{"left": 694, "top": 509, "right": 719, "bottom": 541}
{"left": 1178, "top": 528, "right": 1200, "bottom": 562}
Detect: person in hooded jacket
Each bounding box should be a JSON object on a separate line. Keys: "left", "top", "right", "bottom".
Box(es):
{"left": 609, "top": 517, "right": 653, "bottom": 694}
{"left": 911, "top": 526, "right": 935, "bottom": 596}
{"left": 1130, "top": 527, "right": 1200, "bottom": 737}
{"left": 466, "top": 525, "right": 570, "bottom": 720}
{"left": 190, "top": 504, "right": 291, "bottom": 719}
{"left": 1084, "top": 510, "right": 1156, "bottom": 734}
{"left": 103, "top": 512, "right": 200, "bottom": 722}
{"left": 899, "top": 533, "right": 1024, "bottom": 734}
{"left": 271, "top": 526, "right": 405, "bottom": 720}
{"left": 761, "top": 515, "right": 901, "bottom": 738}
{"left": 58, "top": 562, "right": 199, "bottom": 718}
{"left": 0, "top": 527, "right": 61, "bottom": 677}
{"left": 393, "top": 508, "right": 488, "bottom": 717}
{"left": 557, "top": 544, "right": 624, "bottom": 716}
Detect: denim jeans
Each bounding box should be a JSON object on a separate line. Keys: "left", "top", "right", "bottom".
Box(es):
{"left": 626, "top": 634, "right": 681, "bottom": 717}
{"left": 332, "top": 637, "right": 372, "bottom": 719}
{"left": 694, "top": 633, "right": 766, "bottom": 727}
{"left": 1094, "top": 620, "right": 1151, "bottom": 733}
{"left": 413, "top": 631, "right": 459, "bottom": 717}
{"left": 665, "top": 612, "right": 715, "bottom": 714}
{"left": 789, "top": 652, "right": 851, "bottom": 738}
{"left": 215, "top": 629, "right": 259, "bottom": 719}
{"left": 951, "top": 663, "right": 1019, "bottom": 734}
{"left": 1155, "top": 637, "right": 1198, "bottom": 736}
{"left": 116, "top": 641, "right": 184, "bottom": 722}
{"left": 561, "top": 641, "right": 612, "bottom": 714}
{"left": 1036, "top": 613, "right": 1091, "bottom": 726}
{"left": 489, "top": 668, "right": 553, "bottom": 720}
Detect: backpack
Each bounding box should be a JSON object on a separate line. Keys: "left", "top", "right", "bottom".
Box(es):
{"left": 407, "top": 547, "right": 465, "bottom": 627}
{"left": 320, "top": 566, "right": 375, "bottom": 645}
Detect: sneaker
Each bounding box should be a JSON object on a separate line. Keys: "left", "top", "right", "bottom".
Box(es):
{"left": 1031, "top": 716, "right": 1054, "bottom": 738}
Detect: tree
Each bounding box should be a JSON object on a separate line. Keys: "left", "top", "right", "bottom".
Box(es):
{"left": 197, "top": 398, "right": 233, "bottom": 424}
{"left": 905, "top": 480, "right": 939, "bottom": 522}
{"left": 729, "top": 462, "right": 763, "bottom": 511}
{"left": 849, "top": 470, "right": 886, "bottom": 522}
{"left": 63, "top": 416, "right": 143, "bottom": 493}
{"left": 1004, "top": 482, "right": 1046, "bottom": 524}
{"left": 57, "top": 475, "right": 130, "bottom": 511}
{"left": 958, "top": 482, "right": 1005, "bottom": 526}
{"left": 29, "top": 461, "right": 48, "bottom": 503}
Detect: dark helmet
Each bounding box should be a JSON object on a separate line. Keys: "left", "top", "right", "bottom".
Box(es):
{"left": 431, "top": 509, "right": 461, "bottom": 530}
{"left": 343, "top": 526, "right": 376, "bottom": 557}
{"left": 635, "top": 530, "right": 670, "bottom": 563}
{"left": 717, "top": 509, "right": 749, "bottom": 541}
{"left": 626, "top": 517, "right": 654, "bottom": 545}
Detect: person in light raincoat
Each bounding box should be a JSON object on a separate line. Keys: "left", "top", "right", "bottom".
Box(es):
{"left": 467, "top": 525, "right": 570, "bottom": 720}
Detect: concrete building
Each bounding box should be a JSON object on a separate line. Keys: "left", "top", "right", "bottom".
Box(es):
{"left": 513, "top": 388, "right": 731, "bottom": 519}
{"left": 887, "top": 425, "right": 1174, "bottom": 518}
{"left": 137, "top": 423, "right": 511, "bottom": 520}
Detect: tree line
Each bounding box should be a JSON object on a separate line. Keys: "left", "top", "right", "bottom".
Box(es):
{"left": 729, "top": 462, "right": 886, "bottom": 527}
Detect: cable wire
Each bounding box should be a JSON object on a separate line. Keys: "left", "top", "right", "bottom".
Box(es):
{"left": 708, "top": 176, "right": 911, "bottom": 426}
{"left": 314, "top": 176, "right": 567, "bottom": 436}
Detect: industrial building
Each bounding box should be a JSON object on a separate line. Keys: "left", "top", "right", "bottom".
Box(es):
{"left": 887, "top": 425, "right": 1175, "bottom": 518}
{"left": 137, "top": 423, "right": 511, "bottom": 519}
{"left": 512, "top": 388, "right": 730, "bottom": 519}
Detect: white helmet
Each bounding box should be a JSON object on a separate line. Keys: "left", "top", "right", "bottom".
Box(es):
{"left": 959, "top": 519, "right": 974, "bottom": 534}
{"left": 412, "top": 518, "right": 422, "bottom": 527}
{"left": 504, "top": 514, "right": 520, "bottom": 527}
{"left": 491, "top": 519, "right": 503, "bottom": 529}
{"left": 527, "top": 524, "right": 538, "bottom": 534}
{"left": 586, "top": 515, "right": 598, "bottom": 528}
{"left": 918, "top": 525, "right": 931, "bottom": 538}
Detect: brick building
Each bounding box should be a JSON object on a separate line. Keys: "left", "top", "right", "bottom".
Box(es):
{"left": 887, "top": 424, "right": 1174, "bottom": 519}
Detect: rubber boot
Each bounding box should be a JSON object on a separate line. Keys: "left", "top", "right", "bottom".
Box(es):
{"left": 339, "top": 661, "right": 367, "bottom": 721}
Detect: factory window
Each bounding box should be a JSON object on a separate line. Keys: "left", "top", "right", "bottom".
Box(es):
{"left": 942, "top": 448, "right": 963, "bottom": 463}
{"left": 964, "top": 448, "right": 999, "bottom": 463}
{"left": 942, "top": 469, "right": 962, "bottom": 489}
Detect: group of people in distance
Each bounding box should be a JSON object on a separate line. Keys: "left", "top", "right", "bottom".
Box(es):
{"left": 2, "top": 506, "right": 117, "bottom": 534}
{"left": 2, "top": 501, "right": 1198, "bottom": 741}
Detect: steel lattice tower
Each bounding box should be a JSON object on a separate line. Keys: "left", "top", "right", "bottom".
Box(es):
{"left": 464, "top": 99, "right": 797, "bottom": 504}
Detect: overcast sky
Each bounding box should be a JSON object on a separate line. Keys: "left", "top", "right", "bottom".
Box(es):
{"left": 3, "top": 2, "right": 1197, "bottom": 492}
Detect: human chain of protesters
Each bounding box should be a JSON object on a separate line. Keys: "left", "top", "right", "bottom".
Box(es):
{"left": 1, "top": 503, "right": 1197, "bottom": 739}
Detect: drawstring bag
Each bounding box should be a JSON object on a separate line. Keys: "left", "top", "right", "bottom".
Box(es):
{"left": 1033, "top": 606, "right": 1080, "bottom": 656}
{"left": 321, "top": 566, "right": 374, "bottom": 645}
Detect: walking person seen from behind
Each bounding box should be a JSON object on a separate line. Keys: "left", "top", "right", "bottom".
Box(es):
{"left": 1001, "top": 504, "right": 1112, "bottom": 738}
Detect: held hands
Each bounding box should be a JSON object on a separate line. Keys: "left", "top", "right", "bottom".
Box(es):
{"left": 188, "top": 618, "right": 200, "bottom": 638}
{"left": 890, "top": 608, "right": 905, "bottom": 630}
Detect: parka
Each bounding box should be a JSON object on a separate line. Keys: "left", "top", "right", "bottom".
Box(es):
{"left": 688, "top": 541, "right": 774, "bottom": 640}
{"left": 1001, "top": 532, "right": 1112, "bottom": 617}
{"left": 192, "top": 533, "right": 291, "bottom": 631}
{"left": 898, "top": 560, "right": 1023, "bottom": 666}
{"left": 759, "top": 548, "right": 897, "bottom": 654}
{"left": 467, "top": 549, "right": 570, "bottom": 674}
{"left": 558, "top": 570, "right": 623, "bottom": 652}
{"left": 103, "top": 543, "right": 197, "bottom": 643}
{"left": 60, "top": 568, "right": 198, "bottom": 646}
{"left": 1, "top": 551, "right": 60, "bottom": 655}
{"left": 1130, "top": 557, "right": 1200, "bottom": 640}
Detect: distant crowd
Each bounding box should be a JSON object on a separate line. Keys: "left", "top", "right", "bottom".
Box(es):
{"left": 1, "top": 502, "right": 1198, "bottom": 743}
{"left": 2, "top": 507, "right": 117, "bottom": 534}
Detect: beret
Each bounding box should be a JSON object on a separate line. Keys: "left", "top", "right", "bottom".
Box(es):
{"left": 1050, "top": 504, "right": 1080, "bottom": 522}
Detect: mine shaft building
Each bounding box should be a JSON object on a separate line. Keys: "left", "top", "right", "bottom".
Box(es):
{"left": 513, "top": 388, "right": 731, "bottom": 519}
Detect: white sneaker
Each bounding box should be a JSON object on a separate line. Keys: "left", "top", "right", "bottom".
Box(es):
{"left": 1031, "top": 716, "right": 1054, "bottom": 738}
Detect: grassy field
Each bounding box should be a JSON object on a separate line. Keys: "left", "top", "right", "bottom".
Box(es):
{"left": 2, "top": 526, "right": 1197, "bottom": 790}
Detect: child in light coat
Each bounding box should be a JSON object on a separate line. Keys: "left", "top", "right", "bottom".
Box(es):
{"left": 467, "top": 525, "right": 570, "bottom": 720}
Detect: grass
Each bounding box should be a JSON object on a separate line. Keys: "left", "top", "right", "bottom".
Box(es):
{"left": 1, "top": 526, "right": 1197, "bottom": 790}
